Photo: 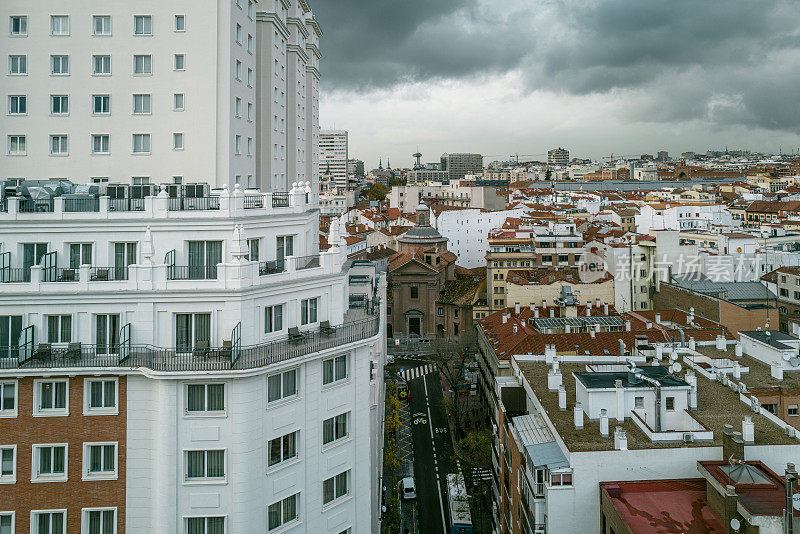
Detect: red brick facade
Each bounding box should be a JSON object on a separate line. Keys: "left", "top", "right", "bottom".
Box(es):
{"left": 0, "top": 374, "right": 126, "bottom": 533}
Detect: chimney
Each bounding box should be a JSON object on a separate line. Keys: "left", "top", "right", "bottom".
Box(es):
{"left": 722, "top": 425, "right": 745, "bottom": 461}
{"left": 742, "top": 416, "right": 754, "bottom": 444}
{"left": 646, "top": 321, "right": 652, "bottom": 329}
{"left": 614, "top": 427, "right": 628, "bottom": 450}
{"left": 600, "top": 409, "right": 609, "bottom": 437}
{"left": 724, "top": 484, "right": 738, "bottom": 534}
{"left": 574, "top": 403, "right": 584, "bottom": 429}
{"left": 558, "top": 385, "right": 567, "bottom": 411}
{"left": 545, "top": 344, "right": 557, "bottom": 362}
{"left": 655, "top": 313, "right": 661, "bottom": 324}
{"left": 771, "top": 361, "right": 784, "bottom": 380}
{"left": 542, "top": 299, "right": 547, "bottom": 309}
{"left": 615, "top": 379, "right": 625, "bottom": 421}
{"left": 530, "top": 302, "right": 535, "bottom": 312}
{"left": 734, "top": 342, "right": 742, "bottom": 358}
{"left": 604, "top": 303, "right": 609, "bottom": 315}
{"left": 502, "top": 313, "right": 508, "bottom": 324}
{"left": 548, "top": 366, "right": 563, "bottom": 391}
{"left": 550, "top": 308, "right": 555, "bottom": 317}
{"left": 733, "top": 362, "right": 741, "bottom": 380}
{"left": 515, "top": 302, "right": 520, "bottom": 315}
{"left": 625, "top": 320, "right": 631, "bottom": 332}
{"left": 513, "top": 324, "right": 518, "bottom": 334}
{"left": 565, "top": 324, "right": 571, "bottom": 334}
{"left": 688, "top": 337, "right": 696, "bottom": 351}
{"left": 716, "top": 335, "right": 726, "bottom": 351}
{"left": 586, "top": 305, "right": 592, "bottom": 317}
{"left": 619, "top": 339, "right": 626, "bottom": 356}
{"left": 534, "top": 308, "right": 540, "bottom": 318}
{"left": 685, "top": 371, "right": 698, "bottom": 409}
{"left": 655, "top": 345, "right": 664, "bottom": 359}
{"left": 590, "top": 328, "right": 596, "bottom": 338}
{"left": 596, "top": 298, "right": 601, "bottom": 308}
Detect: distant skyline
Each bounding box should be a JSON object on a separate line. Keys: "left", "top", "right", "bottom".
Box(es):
{"left": 313, "top": 0, "right": 800, "bottom": 170}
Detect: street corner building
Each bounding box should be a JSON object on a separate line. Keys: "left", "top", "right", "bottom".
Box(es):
{"left": 0, "top": 1, "right": 389, "bottom": 532}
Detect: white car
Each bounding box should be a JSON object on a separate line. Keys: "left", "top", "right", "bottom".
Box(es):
{"left": 400, "top": 477, "right": 416, "bottom": 500}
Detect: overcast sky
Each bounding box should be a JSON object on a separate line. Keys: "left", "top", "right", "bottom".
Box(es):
{"left": 312, "top": 0, "right": 800, "bottom": 169}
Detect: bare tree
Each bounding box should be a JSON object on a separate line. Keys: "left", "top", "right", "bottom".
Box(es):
{"left": 425, "top": 328, "right": 478, "bottom": 439}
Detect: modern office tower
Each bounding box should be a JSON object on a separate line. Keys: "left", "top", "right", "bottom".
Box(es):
{"left": 547, "top": 147, "right": 570, "bottom": 166}
{"left": 320, "top": 130, "right": 348, "bottom": 190}
{"left": 0, "top": 184, "right": 386, "bottom": 533}
{"left": 1, "top": 1, "right": 321, "bottom": 193}
{"left": 439, "top": 153, "right": 483, "bottom": 181}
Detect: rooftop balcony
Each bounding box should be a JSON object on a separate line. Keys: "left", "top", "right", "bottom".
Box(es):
{"left": 0, "top": 304, "right": 379, "bottom": 373}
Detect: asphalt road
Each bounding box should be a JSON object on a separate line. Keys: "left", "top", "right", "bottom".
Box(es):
{"left": 399, "top": 360, "right": 456, "bottom": 534}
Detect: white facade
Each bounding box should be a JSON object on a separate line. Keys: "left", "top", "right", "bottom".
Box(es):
{"left": 432, "top": 207, "right": 527, "bottom": 268}
{"left": 1, "top": 0, "right": 320, "bottom": 192}
{"left": 636, "top": 203, "right": 734, "bottom": 234}
{"left": 319, "top": 130, "right": 348, "bottom": 190}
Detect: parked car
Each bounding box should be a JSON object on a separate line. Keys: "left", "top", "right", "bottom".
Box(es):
{"left": 400, "top": 477, "right": 417, "bottom": 500}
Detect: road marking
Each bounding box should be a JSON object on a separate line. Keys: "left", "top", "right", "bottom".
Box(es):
{"left": 423, "top": 374, "right": 448, "bottom": 534}
{"left": 400, "top": 364, "right": 436, "bottom": 382}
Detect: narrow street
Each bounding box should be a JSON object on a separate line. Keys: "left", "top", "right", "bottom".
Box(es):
{"left": 394, "top": 357, "right": 456, "bottom": 534}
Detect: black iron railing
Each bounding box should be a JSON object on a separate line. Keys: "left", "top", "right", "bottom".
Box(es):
{"left": 89, "top": 267, "right": 129, "bottom": 281}
{"left": 64, "top": 198, "right": 100, "bottom": 212}
{"left": 108, "top": 198, "right": 146, "bottom": 211}
{"left": 295, "top": 255, "right": 321, "bottom": 270}
{"left": 167, "top": 265, "right": 218, "bottom": 280}
{"left": 0, "top": 268, "right": 28, "bottom": 283}
{"left": 2, "top": 315, "right": 380, "bottom": 372}
{"left": 259, "top": 260, "right": 285, "bottom": 276}
{"left": 44, "top": 268, "right": 79, "bottom": 282}
{"left": 272, "top": 192, "right": 290, "bottom": 208}
{"left": 19, "top": 198, "right": 54, "bottom": 213}
{"left": 168, "top": 196, "right": 220, "bottom": 211}
{"left": 243, "top": 195, "right": 263, "bottom": 209}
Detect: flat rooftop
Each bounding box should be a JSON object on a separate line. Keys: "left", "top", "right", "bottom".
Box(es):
{"left": 517, "top": 360, "right": 797, "bottom": 452}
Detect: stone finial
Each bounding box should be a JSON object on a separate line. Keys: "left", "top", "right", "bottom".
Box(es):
{"left": 142, "top": 225, "right": 154, "bottom": 261}
{"left": 233, "top": 183, "right": 242, "bottom": 196}
{"left": 157, "top": 184, "right": 169, "bottom": 198}
{"left": 220, "top": 183, "right": 230, "bottom": 198}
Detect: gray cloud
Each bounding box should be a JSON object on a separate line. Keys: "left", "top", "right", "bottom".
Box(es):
{"left": 312, "top": 0, "right": 800, "bottom": 133}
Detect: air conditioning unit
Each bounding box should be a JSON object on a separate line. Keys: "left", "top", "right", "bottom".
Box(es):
{"left": 683, "top": 433, "right": 694, "bottom": 443}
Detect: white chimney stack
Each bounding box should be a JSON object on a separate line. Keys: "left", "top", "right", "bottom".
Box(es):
{"left": 545, "top": 344, "right": 557, "bottom": 362}
{"left": 614, "top": 427, "right": 628, "bottom": 450}
{"left": 646, "top": 321, "right": 652, "bottom": 329}
{"left": 534, "top": 307, "right": 540, "bottom": 318}
{"left": 742, "top": 416, "right": 755, "bottom": 444}
{"left": 574, "top": 403, "right": 584, "bottom": 429}
{"left": 716, "top": 335, "right": 726, "bottom": 351}
{"left": 550, "top": 308, "right": 555, "bottom": 317}
{"left": 542, "top": 299, "right": 547, "bottom": 309}
{"left": 530, "top": 302, "right": 535, "bottom": 312}
{"left": 565, "top": 324, "right": 571, "bottom": 334}
{"left": 688, "top": 307, "right": 695, "bottom": 325}
{"left": 735, "top": 343, "right": 742, "bottom": 358}
{"left": 655, "top": 313, "right": 661, "bottom": 324}
{"left": 600, "top": 409, "right": 609, "bottom": 437}
{"left": 502, "top": 313, "right": 508, "bottom": 324}
{"left": 586, "top": 305, "right": 592, "bottom": 317}
{"left": 615, "top": 379, "right": 625, "bottom": 421}
{"left": 558, "top": 385, "right": 567, "bottom": 411}
{"left": 548, "top": 367, "right": 563, "bottom": 391}
{"left": 590, "top": 328, "right": 596, "bottom": 338}
{"left": 689, "top": 337, "right": 696, "bottom": 351}
{"left": 596, "top": 298, "right": 601, "bottom": 308}
{"left": 625, "top": 320, "right": 631, "bottom": 332}
{"left": 655, "top": 344, "right": 664, "bottom": 359}
{"left": 771, "top": 361, "right": 784, "bottom": 380}
{"left": 733, "top": 362, "right": 741, "bottom": 380}
{"left": 515, "top": 302, "right": 520, "bottom": 315}
{"left": 685, "top": 371, "right": 697, "bottom": 409}
{"left": 604, "top": 303, "right": 610, "bottom": 315}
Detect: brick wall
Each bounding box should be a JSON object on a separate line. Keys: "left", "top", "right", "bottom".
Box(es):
{"left": 0, "top": 374, "right": 126, "bottom": 533}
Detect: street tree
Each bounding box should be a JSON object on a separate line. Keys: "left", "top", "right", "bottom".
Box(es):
{"left": 425, "top": 328, "right": 478, "bottom": 439}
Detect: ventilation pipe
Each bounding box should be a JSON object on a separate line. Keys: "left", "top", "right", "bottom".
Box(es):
{"left": 550, "top": 307, "right": 555, "bottom": 317}
{"left": 733, "top": 362, "right": 741, "bottom": 380}
{"left": 590, "top": 328, "right": 596, "bottom": 338}
{"left": 685, "top": 371, "right": 698, "bottom": 409}
{"left": 619, "top": 339, "right": 626, "bottom": 356}
{"left": 548, "top": 364, "right": 562, "bottom": 391}
{"left": 534, "top": 308, "right": 540, "bottom": 318}
{"left": 558, "top": 385, "right": 567, "bottom": 411}
{"left": 688, "top": 307, "right": 695, "bottom": 325}
{"left": 600, "top": 409, "right": 610, "bottom": 437}
{"left": 655, "top": 313, "right": 661, "bottom": 324}
{"left": 574, "top": 403, "right": 584, "bottom": 429}
{"left": 596, "top": 298, "right": 601, "bottom": 308}
{"left": 530, "top": 303, "right": 535, "bottom": 312}
{"left": 615, "top": 379, "right": 625, "bottom": 422}
{"left": 625, "top": 320, "right": 631, "bottom": 332}
{"left": 646, "top": 321, "right": 652, "bottom": 329}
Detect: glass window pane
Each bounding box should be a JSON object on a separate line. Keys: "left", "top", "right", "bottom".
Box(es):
{"left": 283, "top": 494, "right": 296, "bottom": 522}
{"left": 187, "top": 384, "right": 205, "bottom": 411}
{"left": 90, "top": 445, "right": 102, "bottom": 472}
{"left": 267, "top": 375, "right": 281, "bottom": 402}
{"left": 187, "top": 450, "right": 204, "bottom": 478}
{"left": 268, "top": 437, "right": 281, "bottom": 467}
{"left": 207, "top": 450, "right": 224, "bottom": 477}
{"left": 323, "top": 359, "right": 333, "bottom": 385}
{"left": 103, "top": 445, "right": 115, "bottom": 471}
{"left": 55, "top": 382, "right": 66, "bottom": 408}
{"left": 283, "top": 370, "right": 296, "bottom": 397}
{"left": 283, "top": 432, "right": 296, "bottom": 459}
{"left": 187, "top": 517, "right": 204, "bottom": 534}
{"left": 39, "top": 447, "right": 51, "bottom": 474}
{"left": 207, "top": 517, "right": 224, "bottom": 534}
{"left": 207, "top": 384, "right": 224, "bottom": 411}
{"left": 268, "top": 503, "right": 281, "bottom": 530}
{"left": 323, "top": 477, "right": 334, "bottom": 504}
{"left": 323, "top": 418, "right": 333, "bottom": 445}
{"left": 103, "top": 381, "right": 115, "bottom": 407}
{"left": 335, "top": 356, "right": 347, "bottom": 381}
{"left": 53, "top": 446, "right": 65, "bottom": 473}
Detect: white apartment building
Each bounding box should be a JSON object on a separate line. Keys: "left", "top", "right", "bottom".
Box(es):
{"left": 1, "top": 0, "right": 321, "bottom": 193}
{"left": 319, "top": 130, "right": 348, "bottom": 190}
{"left": 0, "top": 186, "right": 386, "bottom": 533}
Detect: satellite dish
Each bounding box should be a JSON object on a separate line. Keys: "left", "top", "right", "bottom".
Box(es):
{"left": 670, "top": 352, "right": 678, "bottom": 362}
{"left": 790, "top": 357, "right": 800, "bottom": 367}
{"left": 730, "top": 518, "right": 741, "bottom": 531}
{"left": 671, "top": 362, "right": 682, "bottom": 374}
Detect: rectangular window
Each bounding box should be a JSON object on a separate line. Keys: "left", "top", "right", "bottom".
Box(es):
{"left": 174, "top": 54, "right": 185, "bottom": 70}
{"left": 32, "top": 511, "right": 65, "bottom": 533}
{"left": 175, "top": 313, "right": 211, "bottom": 352}
{"left": 84, "top": 443, "right": 116, "bottom": 477}
{"left": 301, "top": 298, "right": 318, "bottom": 325}
{"left": 247, "top": 239, "right": 259, "bottom": 262}
{"left": 174, "top": 15, "right": 186, "bottom": 31}
{"left": 93, "top": 95, "right": 110, "bottom": 114}
{"left": 322, "top": 355, "right": 348, "bottom": 385}
{"left": 50, "top": 95, "right": 69, "bottom": 115}
{"left": 92, "top": 134, "right": 110, "bottom": 154}
{"left": 236, "top": 24, "right": 242, "bottom": 44}
{"left": 0, "top": 381, "right": 16, "bottom": 415}
{"left": 47, "top": 315, "right": 71, "bottom": 343}
{"left": 174, "top": 93, "right": 185, "bottom": 111}
{"left": 789, "top": 405, "right": 799, "bottom": 417}
{"left": 133, "top": 54, "right": 152, "bottom": 74}
{"left": 265, "top": 305, "right": 283, "bottom": 333}
{"left": 95, "top": 314, "right": 120, "bottom": 355}
{"left": 410, "top": 286, "right": 419, "bottom": 299}
{"left": 134, "top": 15, "right": 152, "bottom": 35}
{"left": 8, "top": 55, "right": 26, "bottom": 75}
{"left": 186, "top": 383, "right": 225, "bottom": 413}
{"left": 247, "top": 35, "right": 253, "bottom": 54}
{"left": 267, "top": 494, "right": 298, "bottom": 531}
{"left": 267, "top": 369, "right": 297, "bottom": 403}
{"left": 235, "top": 60, "right": 242, "bottom": 80}
{"left": 247, "top": 68, "right": 253, "bottom": 86}
{"left": 235, "top": 98, "right": 242, "bottom": 117}
{"left": 634, "top": 396, "right": 644, "bottom": 409}
{"left": 185, "top": 450, "right": 225, "bottom": 480}
{"left": 34, "top": 444, "right": 67, "bottom": 478}
{"left": 7, "top": 135, "right": 25, "bottom": 155}
{"left": 267, "top": 430, "right": 298, "bottom": 467}
{"left": 173, "top": 133, "right": 184, "bottom": 150}
{"left": 234, "top": 135, "right": 241, "bottom": 154}
{"left": 83, "top": 509, "right": 115, "bottom": 534}
{"left": 86, "top": 379, "right": 116, "bottom": 411}
{"left": 322, "top": 412, "right": 349, "bottom": 445}
{"left": 50, "top": 55, "right": 69, "bottom": 75}
{"left": 437, "top": 307, "right": 444, "bottom": 317}
{"left": 248, "top": 0, "right": 255, "bottom": 18}
{"left": 247, "top": 137, "right": 252, "bottom": 156}
{"left": 37, "top": 380, "right": 68, "bottom": 412}
{"left": 50, "top": 15, "right": 70, "bottom": 35}
{"left": 50, "top": 135, "right": 68, "bottom": 155}
{"left": 247, "top": 103, "right": 253, "bottom": 121}
{"left": 92, "top": 55, "right": 111, "bottom": 75}
{"left": 665, "top": 396, "right": 675, "bottom": 411}
{"left": 8, "top": 95, "right": 26, "bottom": 115}
{"left": 323, "top": 470, "right": 350, "bottom": 505}
{"left": 186, "top": 517, "right": 224, "bottom": 534}
{"left": 10, "top": 15, "right": 27, "bottom": 36}
{"left": 93, "top": 15, "right": 111, "bottom": 35}
{"left": 132, "top": 134, "right": 151, "bottom": 154}
{"left": 0, "top": 446, "right": 15, "bottom": 480}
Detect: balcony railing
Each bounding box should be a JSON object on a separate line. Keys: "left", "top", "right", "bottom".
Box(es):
{"left": 0, "top": 268, "right": 28, "bottom": 283}
{"left": 259, "top": 260, "right": 285, "bottom": 276}
{"left": 167, "top": 265, "right": 218, "bottom": 280}
{"left": 167, "top": 196, "right": 220, "bottom": 211}
{"left": 294, "top": 255, "right": 321, "bottom": 270}
{"left": 243, "top": 195, "right": 264, "bottom": 209}
{"left": 108, "top": 198, "right": 146, "bottom": 211}
{"left": 43, "top": 268, "right": 79, "bottom": 282}
{"left": 19, "top": 198, "right": 54, "bottom": 213}
{"left": 64, "top": 197, "right": 100, "bottom": 212}
{"left": 272, "top": 192, "right": 290, "bottom": 208}
{"left": 1, "top": 314, "right": 380, "bottom": 372}
{"left": 89, "top": 267, "right": 129, "bottom": 281}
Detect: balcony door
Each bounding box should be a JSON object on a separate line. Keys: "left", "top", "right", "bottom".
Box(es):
{"left": 0, "top": 315, "right": 22, "bottom": 358}
{"left": 69, "top": 243, "right": 92, "bottom": 269}
{"left": 276, "top": 235, "right": 294, "bottom": 268}
{"left": 96, "top": 314, "right": 120, "bottom": 355}
{"left": 188, "top": 241, "right": 221, "bottom": 279}
{"left": 22, "top": 243, "right": 47, "bottom": 281}
{"left": 114, "top": 243, "right": 137, "bottom": 277}
{"left": 176, "top": 313, "right": 211, "bottom": 352}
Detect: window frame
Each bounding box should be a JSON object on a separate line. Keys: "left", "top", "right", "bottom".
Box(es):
{"left": 184, "top": 516, "right": 226, "bottom": 534}
{"left": 174, "top": 54, "right": 185, "bottom": 71}
{"left": 132, "top": 133, "right": 151, "bottom": 155}
{"left": 267, "top": 493, "right": 299, "bottom": 531}
{"left": 322, "top": 355, "right": 348, "bottom": 386}
{"left": 0, "top": 445, "right": 16, "bottom": 483}
{"left": 322, "top": 411, "right": 350, "bottom": 447}
{"left": 31, "top": 444, "right": 69, "bottom": 482}
{"left": 132, "top": 93, "right": 151, "bottom": 115}
{"left": 133, "top": 15, "right": 153, "bottom": 36}
{"left": 50, "top": 15, "right": 70, "bottom": 36}
{"left": 7, "top": 135, "right": 26, "bottom": 155}
{"left": 30, "top": 510, "right": 66, "bottom": 534}
{"left": 133, "top": 54, "right": 152, "bottom": 75}
{"left": 0, "top": 512, "right": 14, "bottom": 534}
{"left": 267, "top": 430, "right": 299, "bottom": 469}
{"left": 8, "top": 95, "right": 26, "bottom": 115}
{"left": 184, "top": 449, "right": 227, "bottom": 484}
{"left": 174, "top": 15, "right": 186, "bottom": 32}
{"left": 92, "top": 15, "right": 112, "bottom": 36}
{"left": 0, "top": 381, "right": 18, "bottom": 417}
{"left": 185, "top": 383, "right": 226, "bottom": 416}
{"left": 174, "top": 93, "right": 185, "bottom": 111}
{"left": 82, "top": 442, "right": 117, "bottom": 481}
{"left": 91, "top": 134, "right": 110, "bottom": 155}
{"left": 665, "top": 396, "right": 676, "bottom": 411}
{"left": 322, "top": 470, "right": 350, "bottom": 506}
{"left": 49, "top": 135, "right": 69, "bottom": 156}
{"left": 264, "top": 304, "right": 284, "bottom": 334}
{"left": 9, "top": 15, "right": 27, "bottom": 36}
{"left": 33, "top": 379, "right": 69, "bottom": 417}
{"left": 92, "top": 94, "right": 110, "bottom": 115}
{"left": 50, "top": 55, "right": 70, "bottom": 76}
{"left": 92, "top": 54, "right": 111, "bottom": 76}
{"left": 50, "top": 95, "right": 69, "bottom": 116}
{"left": 8, "top": 54, "right": 26, "bottom": 75}
{"left": 83, "top": 378, "right": 118, "bottom": 415}
{"left": 81, "top": 507, "right": 117, "bottom": 534}
{"left": 300, "top": 297, "right": 318, "bottom": 326}
{"left": 267, "top": 369, "right": 298, "bottom": 404}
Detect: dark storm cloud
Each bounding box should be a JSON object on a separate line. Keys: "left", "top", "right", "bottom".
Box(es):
{"left": 312, "top": 0, "right": 800, "bottom": 133}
